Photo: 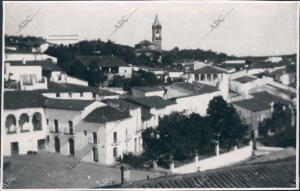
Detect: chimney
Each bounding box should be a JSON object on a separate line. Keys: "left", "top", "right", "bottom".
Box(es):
{"left": 215, "top": 141, "right": 220, "bottom": 156}
{"left": 120, "top": 165, "right": 131, "bottom": 184}
{"left": 270, "top": 101, "right": 275, "bottom": 112}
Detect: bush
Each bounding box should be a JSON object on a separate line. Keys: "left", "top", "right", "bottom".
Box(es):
{"left": 119, "top": 152, "right": 151, "bottom": 169}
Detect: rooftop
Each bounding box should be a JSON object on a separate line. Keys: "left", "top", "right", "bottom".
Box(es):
{"left": 103, "top": 99, "right": 140, "bottom": 111}
{"left": 44, "top": 99, "right": 95, "bottom": 111}
{"left": 3, "top": 152, "right": 164, "bottom": 189}
{"left": 47, "top": 82, "right": 118, "bottom": 96}
{"left": 132, "top": 86, "right": 164, "bottom": 93}
{"left": 232, "top": 91, "right": 291, "bottom": 112}
{"left": 125, "top": 96, "right": 176, "bottom": 109}
{"left": 84, "top": 106, "right": 131, "bottom": 123}
{"left": 194, "top": 66, "right": 225, "bottom": 74}
{"left": 119, "top": 157, "right": 296, "bottom": 188}
{"left": 166, "top": 82, "right": 219, "bottom": 99}
{"left": 6, "top": 60, "right": 62, "bottom": 71}
{"left": 75, "top": 55, "right": 129, "bottom": 67}
{"left": 234, "top": 76, "right": 257, "bottom": 84}
{"left": 4, "top": 91, "right": 45, "bottom": 110}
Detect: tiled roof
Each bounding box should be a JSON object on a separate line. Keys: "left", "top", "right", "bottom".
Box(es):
{"left": 165, "top": 82, "right": 219, "bottom": 99}
{"left": 44, "top": 99, "right": 95, "bottom": 111}
{"left": 119, "top": 157, "right": 296, "bottom": 188}
{"left": 125, "top": 96, "right": 176, "bottom": 109}
{"left": 103, "top": 99, "right": 140, "bottom": 110}
{"left": 232, "top": 91, "right": 291, "bottom": 112}
{"left": 4, "top": 91, "right": 46, "bottom": 110}
{"left": 194, "top": 66, "right": 225, "bottom": 74}
{"left": 232, "top": 98, "right": 270, "bottom": 112}
{"left": 84, "top": 106, "right": 131, "bottom": 123}
{"left": 251, "top": 91, "right": 291, "bottom": 105}
{"left": 234, "top": 76, "right": 257, "bottom": 84}
{"left": 6, "top": 60, "right": 62, "bottom": 71}
{"left": 75, "top": 55, "right": 129, "bottom": 67}
{"left": 4, "top": 91, "right": 96, "bottom": 111}
{"left": 132, "top": 86, "right": 163, "bottom": 92}
{"left": 47, "top": 82, "right": 118, "bottom": 96}
{"left": 267, "top": 84, "right": 296, "bottom": 98}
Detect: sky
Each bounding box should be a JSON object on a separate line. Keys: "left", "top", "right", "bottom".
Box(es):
{"left": 4, "top": 1, "right": 298, "bottom": 57}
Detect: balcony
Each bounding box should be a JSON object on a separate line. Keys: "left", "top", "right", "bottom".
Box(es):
{"left": 20, "top": 76, "right": 48, "bottom": 91}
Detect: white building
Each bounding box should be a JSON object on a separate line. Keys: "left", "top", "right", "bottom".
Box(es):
{"left": 4, "top": 62, "right": 48, "bottom": 90}
{"left": 229, "top": 75, "right": 261, "bottom": 94}
{"left": 3, "top": 91, "right": 48, "bottom": 156}
{"left": 81, "top": 105, "right": 143, "bottom": 165}
{"left": 44, "top": 99, "right": 105, "bottom": 157}
{"left": 164, "top": 82, "right": 222, "bottom": 116}
{"left": 5, "top": 49, "right": 57, "bottom": 63}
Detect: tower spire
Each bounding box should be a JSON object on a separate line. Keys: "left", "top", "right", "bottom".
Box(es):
{"left": 153, "top": 13, "right": 160, "bottom": 26}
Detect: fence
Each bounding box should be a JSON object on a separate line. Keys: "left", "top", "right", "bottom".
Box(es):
{"left": 171, "top": 141, "right": 253, "bottom": 174}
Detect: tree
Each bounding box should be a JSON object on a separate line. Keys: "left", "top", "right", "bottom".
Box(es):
{"left": 206, "top": 96, "right": 248, "bottom": 149}
{"left": 258, "top": 103, "right": 295, "bottom": 141}
{"left": 142, "top": 112, "right": 214, "bottom": 162}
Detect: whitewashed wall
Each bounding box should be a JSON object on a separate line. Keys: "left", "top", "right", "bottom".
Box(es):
{"left": 172, "top": 142, "right": 253, "bottom": 174}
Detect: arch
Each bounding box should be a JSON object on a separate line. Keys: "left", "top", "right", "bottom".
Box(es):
{"left": 54, "top": 136, "right": 60, "bottom": 153}
{"left": 32, "top": 112, "right": 42, "bottom": 131}
{"left": 6, "top": 114, "right": 17, "bottom": 133}
{"left": 69, "top": 138, "right": 75, "bottom": 156}
{"left": 19, "top": 113, "right": 30, "bottom": 128}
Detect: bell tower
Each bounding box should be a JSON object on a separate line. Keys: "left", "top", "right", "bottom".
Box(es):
{"left": 152, "top": 14, "right": 162, "bottom": 51}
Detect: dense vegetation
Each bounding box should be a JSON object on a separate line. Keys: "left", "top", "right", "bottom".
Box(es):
{"left": 5, "top": 35, "right": 46, "bottom": 51}
{"left": 258, "top": 103, "right": 296, "bottom": 147}
{"left": 141, "top": 96, "right": 249, "bottom": 164}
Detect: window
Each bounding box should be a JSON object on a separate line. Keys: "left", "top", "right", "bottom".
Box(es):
{"left": 113, "top": 132, "right": 117, "bottom": 143}
{"left": 56, "top": 93, "right": 60, "bottom": 97}
{"left": 46, "top": 119, "right": 49, "bottom": 125}
{"left": 19, "top": 113, "right": 30, "bottom": 132}
{"left": 200, "top": 74, "right": 205, "bottom": 81}
{"left": 54, "top": 119, "right": 59, "bottom": 133}
{"left": 93, "top": 93, "right": 96, "bottom": 98}
{"left": 32, "top": 112, "right": 42, "bottom": 131}
{"left": 80, "top": 92, "right": 83, "bottom": 97}
{"left": 125, "top": 129, "right": 128, "bottom": 139}
{"left": 84, "top": 130, "right": 87, "bottom": 136}
{"left": 6, "top": 114, "right": 17, "bottom": 134}
{"left": 195, "top": 74, "right": 199, "bottom": 81}
{"left": 113, "top": 147, "right": 118, "bottom": 157}
{"left": 93, "top": 132, "right": 97, "bottom": 144}
{"left": 47, "top": 135, "right": 50, "bottom": 142}
{"left": 68, "top": 121, "right": 73, "bottom": 134}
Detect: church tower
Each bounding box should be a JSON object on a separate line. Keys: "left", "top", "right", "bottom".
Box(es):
{"left": 152, "top": 14, "right": 162, "bottom": 51}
